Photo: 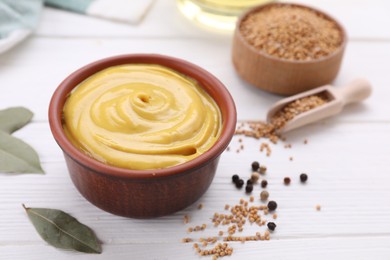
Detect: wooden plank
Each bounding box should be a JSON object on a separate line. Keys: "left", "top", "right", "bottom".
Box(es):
{"left": 35, "top": 0, "right": 390, "bottom": 40}
{"left": 1, "top": 1, "right": 390, "bottom": 258}
{"left": 0, "top": 38, "right": 389, "bottom": 122}
{"left": 1, "top": 236, "right": 390, "bottom": 259}
{"left": 11, "top": 120, "right": 390, "bottom": 165}
{"left": 1, "top": 123, "right": 390, "bottom": 246}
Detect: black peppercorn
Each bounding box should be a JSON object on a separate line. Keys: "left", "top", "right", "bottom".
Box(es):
{"left": 267, "top": 222, "right": 277, "bottom": 231}
{"left": 261, "top": 180, "right": 268, "bottom": 188}
{"left": 300, "top": 173, "right": 308, "bottom": 183}
{"left": 232, "top": 174, "right": 239, "bottom": 183}
{"left": 267, "top": 201, "right": 277, "bottom": 211}
{"left": 284, "top": 177, "right": 291, "bottom": 185}
{"left": 251, "top": 161, "right": 260, "bottom": 171}
{"left": 236, "top": 179, "right": 244, "bottom": 188}
{"left": 246, "top": 179, "right": 253, "bottom": 185}
{"left": 245, "top": 184, "right": 253, "bottom": 193}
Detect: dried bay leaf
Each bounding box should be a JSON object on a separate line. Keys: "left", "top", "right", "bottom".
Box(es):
{"left": 0, "top": 107, "right": 33, "bottom": 134}
{"left": 23, "top": 205, "right": 102, "bottom": 254}
{"left": 0, "top": 131, "right": 44, "bottom": 173}
{"left": 0, "top": 107, "right": 44, "bottom": 173}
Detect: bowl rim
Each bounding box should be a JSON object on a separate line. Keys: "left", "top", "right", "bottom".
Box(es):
{"left": 49, "top": 54, "right": 236, "bottom": 180}
{"left": 235, "top": 2, "right": 348, "bottom": 64}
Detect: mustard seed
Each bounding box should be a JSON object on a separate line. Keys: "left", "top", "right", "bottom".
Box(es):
{"left": 260, "top": 190, "right": 269, "bottom": 201}
{"left": 236, "top": 179, "right": 244, "bottom": 188}
{"left": 183, "top": 215, "right": 190, "bottom": 224}
{"left": 259, "top": 166, "right": 267, "bottom": 174}
{"left": 240, "top": 5, "right": 342, "bottom": 61}
{"left": 261, "top": 180, "right": 268, "bottom": 188}
{"left": 251, "top": 161, "right": 260, "bottom": 171}
{"left": 284, "top": 177, "right": 291, "bottom": 185}
{"left": 267, "top": 222, "right": 277, "bottom": 231}
{"left": 300, "top": 173, "right": 308, "bottom": 183}
{"left": 232, "top": 174, "right": 239, "bottom": 183}
{"left": 267, "top": 201, "right": 277, "bottom": 211}
{"left": 251, "top": 171, "right": 260, "bottom": 183}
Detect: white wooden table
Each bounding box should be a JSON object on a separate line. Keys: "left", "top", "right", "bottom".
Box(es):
{"left": 1, "top": 0, "right": 390, "bottom": 259}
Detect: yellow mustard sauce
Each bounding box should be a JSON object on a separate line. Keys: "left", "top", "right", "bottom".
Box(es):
{"left": 63, "top": 64, "right": 222, "bottom": 170}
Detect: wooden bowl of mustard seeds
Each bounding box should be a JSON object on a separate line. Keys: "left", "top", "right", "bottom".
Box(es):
{"left": 232, "top": 2, "right": 347, "bottom": 95}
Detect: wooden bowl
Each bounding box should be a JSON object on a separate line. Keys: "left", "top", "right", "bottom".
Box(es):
{"left": 232, "top": 2, "right": 347, "bottom": 95}
{"left": 48, "top": 54, "right": 236, "bottom": 218}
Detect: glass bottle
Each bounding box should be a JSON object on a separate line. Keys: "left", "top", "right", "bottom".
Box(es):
{"left": 177, "top": 0, "right": 274, "bottom": 31}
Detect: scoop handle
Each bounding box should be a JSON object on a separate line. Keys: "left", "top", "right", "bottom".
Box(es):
{"left": 337, "top": 78, "right": 372, "bottom": 105}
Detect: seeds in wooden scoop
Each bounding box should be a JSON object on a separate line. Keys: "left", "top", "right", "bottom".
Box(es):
{"left": 235, "top": 93, "right": 329, "bottom": 145}
{"left": 271, "top": 93, "right": 330, "bottom": 131}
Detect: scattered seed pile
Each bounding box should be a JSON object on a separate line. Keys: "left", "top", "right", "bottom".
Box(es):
{"left": 235, "top": 93, "right": 329, "bottom": 146}
{"left": 182, "top": 160, "right": 313, "bottom": 258}
{"left": 240, "top": 4, "right": 343, "bottom": 61}
{"left": 183, "top": 196, "right": 274, "bottom": 259}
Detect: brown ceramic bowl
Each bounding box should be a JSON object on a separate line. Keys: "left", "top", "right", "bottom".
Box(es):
{"left": 232, "top": 2, "right": 347, "bottom": 95}
{"left": 49, "top": 54, "right": 236, "bottom": 218}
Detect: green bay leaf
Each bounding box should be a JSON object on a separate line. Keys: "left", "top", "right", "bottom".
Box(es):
{"left": 0, "top": 107, "right": 33, "bottom": 134}
{"left": 23, "top": 205, "right": 102, "bottom": 254}
{"left": 0, "top": 131, "right": 44, "bottom": 173}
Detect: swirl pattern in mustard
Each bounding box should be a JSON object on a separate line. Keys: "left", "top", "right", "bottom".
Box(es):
{"left": 63, "top": 64, "right": 222, "bottom": 170}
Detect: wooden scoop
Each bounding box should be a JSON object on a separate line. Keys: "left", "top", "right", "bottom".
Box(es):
{"left": 266, "top": 79, "right": 372, "bottom": 133}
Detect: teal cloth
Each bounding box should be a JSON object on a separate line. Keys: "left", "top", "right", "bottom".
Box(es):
{"left": 0, "top": 0, "right": 42, "bottom": 39}
{"left": 0, "top": 0, "right": 92, "bottom": 53}
{"left": 44, "top": 0, "right": 93, "bottom": 14}
{"left": 0, "top": 0, "right": 153, "bottom": 53}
